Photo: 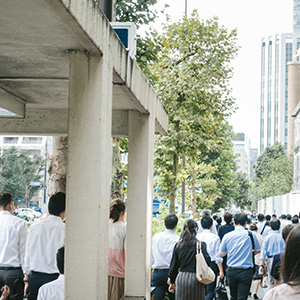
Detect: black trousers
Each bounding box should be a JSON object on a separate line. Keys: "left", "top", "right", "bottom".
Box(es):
{"left": 28, "top": 271, "right": 59, "bottom": 300}
{"left": 227, "top": 267, "right": 253, "bottom": 300}
{"left": 0, "top": 267, "right": 24, "bottom": 300}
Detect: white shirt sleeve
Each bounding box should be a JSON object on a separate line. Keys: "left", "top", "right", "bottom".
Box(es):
{"left": 18, "top": 221, "right": 28, "bottom": 272}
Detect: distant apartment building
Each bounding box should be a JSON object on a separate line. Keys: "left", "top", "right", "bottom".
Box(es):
{"left": 260, "top": 0, "right": 300, "bottom": 153}
{"left": 0, "top": 135, "right": 51, "bottom": 211}
{"left": 250, "top": 148, "right": 258, "bottom": 179}
{"left": 233, "top": 133, "right": 251, "bottom": 177}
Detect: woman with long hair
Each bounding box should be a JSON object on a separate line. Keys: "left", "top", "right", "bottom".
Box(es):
{"left": 108, "top": 198, "right": 126, "bottom": 300}
{"left": 263, "top": 224, "right": 300, "bottom": 299}
{"left": 168, "top": 219, "right": 211, "bottom": 300}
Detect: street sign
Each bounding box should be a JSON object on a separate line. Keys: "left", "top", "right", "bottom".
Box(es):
{"left": 30, "top": 181, "right": 41, "bottom": 186}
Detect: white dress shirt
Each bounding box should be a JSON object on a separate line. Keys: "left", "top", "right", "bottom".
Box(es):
{"left": 197, "top": 229, "right": 222, "bottom": 264}
{"left": 151, "top": 229, "right": 179, "bottom": 269}
{"left": 257, "top": 221, "right": 270, "bottom": 237}
{"left": 24, "top": 215, "right": 65, "bottom": 275}
{"left": 37, "top": 274, "right": 64, "bottom": 300}
{"left": 0, "top": 211, "right": 28, "bottom": 270}
{"left": 197, "top": 221, "right": 218, "bottom": 235}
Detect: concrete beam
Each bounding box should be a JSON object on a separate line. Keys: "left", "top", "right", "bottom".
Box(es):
{"left": 0, "top": 109, "right": 129, "bottom": 136}
{"left": 0, "top": 88, "right": 25, "bottom": 117}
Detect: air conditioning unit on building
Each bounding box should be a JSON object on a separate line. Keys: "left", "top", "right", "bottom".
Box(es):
{"left": 111, "top": 22, "right": 136, "bottom": 58}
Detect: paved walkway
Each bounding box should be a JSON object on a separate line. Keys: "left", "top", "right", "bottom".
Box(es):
{"left": 224, "top": 281, "right": 269, "bottom": 299}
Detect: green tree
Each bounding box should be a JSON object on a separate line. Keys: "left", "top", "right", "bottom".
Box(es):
{"left": 232, "top": 172, "right": 250, "bottom": 210}
{"left": 251, "top": 142, "right": 293, "bottom": 201}
{"left": 116, "top": 0, "right": 165, "bottom": 27}
{"left": 200, "top": 123, "right": 237, "bottom": 212}
{"left": 152, "top": 12, "right": 238, "bottom": 213}
{"left": 0, "top": 147, "right": 45, "bottom": 205}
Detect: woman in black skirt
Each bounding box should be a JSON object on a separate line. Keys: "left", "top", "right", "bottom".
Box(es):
{"left": 168, "top": 219, "right": 211, "bottom": 300}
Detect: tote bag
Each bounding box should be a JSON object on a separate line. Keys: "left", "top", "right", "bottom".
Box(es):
{"left": 196, "top": 241, "right": 215, "bottom": 284}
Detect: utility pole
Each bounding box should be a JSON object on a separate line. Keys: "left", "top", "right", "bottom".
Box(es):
{"left": 185, "top": 0, "right": 187, "bottom": 16}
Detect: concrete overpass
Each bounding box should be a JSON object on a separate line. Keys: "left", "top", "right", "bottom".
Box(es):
{"left": 0, "top": 0, "right": 168, "bottom": 299}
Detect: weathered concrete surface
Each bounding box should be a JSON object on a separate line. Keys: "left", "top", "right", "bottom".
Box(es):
{"left": 0, "top": 0, "right": 168, "bottom": 135}
{"left": 0, "top": 1, "right": 168, "bottom": 299}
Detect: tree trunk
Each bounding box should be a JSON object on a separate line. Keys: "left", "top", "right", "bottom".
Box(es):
{"left": 189, "top": 157, "right": 197, "bottom": 219}
{"left": 111, "top": 137, "right": 124, "bottom": 199}
{"left": 169, "top": 152, "right": 178, "bottom": 213}
{"left": 47, "top": 136, "right": 68, "bottom": 196}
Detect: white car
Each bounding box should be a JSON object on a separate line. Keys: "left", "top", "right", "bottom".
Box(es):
{"left": 16, "top": 208, "right": 35, "bottom": 221}
{"left": 27, "top": 208, "right": 42, "bottom": 219}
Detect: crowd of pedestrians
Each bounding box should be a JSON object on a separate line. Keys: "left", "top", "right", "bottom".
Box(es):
{"left": 1, "top": 189, "right": 300, "bottom": 300}
{"left": 0, "top": 192, "right": 65, "bottom": 300}
{"left": 151, "top": 210, "right": 300, "bottom": 300}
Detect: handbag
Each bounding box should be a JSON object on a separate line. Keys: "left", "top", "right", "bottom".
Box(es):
{"left": 196, "top": 241, "right": 215, "bottom": 284}
{"left": 214, "top": 278, "right": 229, "bottom": 300}
{"left": 260, "top": 266, "right": 268, "bottom": 288}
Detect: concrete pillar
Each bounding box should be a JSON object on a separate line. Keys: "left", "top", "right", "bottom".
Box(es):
{"left": 288, "top": 62, "right": 300, "bottom": 153}
{"left": 125, "top": 111, "right": 155, "bottom": 299}
{"left": 65, "top": 51, "right": 112, "bottom": 299}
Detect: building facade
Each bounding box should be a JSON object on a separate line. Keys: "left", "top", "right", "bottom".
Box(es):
{"left": 260, "top": 1, "right": 300, "bottom": 153}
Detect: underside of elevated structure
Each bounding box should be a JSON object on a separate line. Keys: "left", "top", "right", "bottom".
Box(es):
{"left": 0, "top": 0, "right": 168, "bottom": 299}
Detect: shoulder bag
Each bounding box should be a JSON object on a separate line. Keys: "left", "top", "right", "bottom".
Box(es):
{"left": 247, "top": 230, "right": 256, "bottom": 275}
{"left": 196, "top": 241, "right": 215, "bottom": 284}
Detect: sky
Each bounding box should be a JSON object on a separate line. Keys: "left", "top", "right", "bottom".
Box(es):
{"left": 149, "top": 0, "right": 294, "bottom": 149}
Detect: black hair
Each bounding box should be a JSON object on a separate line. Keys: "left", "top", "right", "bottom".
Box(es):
{"left": 270, "top": 220, "right": 281, "bottom": 231}
{"left": 266, "top": 215, "right": 271, "bottom": 221}
{"left": 216, "top": 217, "right": 222, "bottom": 225}
{"left": 247, "top": 217, "right": 251, "bottom": 224}
{"left": 281, "top": 214, "right": 287, "bottom": 220}
{"left": 212, "top": 215, "right": 217, "bottom": 221}
{"left": 272, "top": 214, "right": 277, "bottom": 218}
{"left": 178, "top": 219, "right": 198, "bottom": 248}
{"left": 110, "top": 198, "right": 125, "bottom": 222}
{"left": 282, "top": 224, "right": 294, "bottom": 242}
{"left": 233, "top": 213, "right": 248, "bottom": 226}
{"left": 56, "top": 246, "right": 64, "bottom": 274}
{"left": 224, "top": 212, "right": 233, "bottom": 224}
{"left": 292, "top": 217, "right": 299, "bottom": 224}
{"left": 0, "top": 192, "right": 13, "bottom": 208}
{"left": 257, "top": 213, "right": 265, "bottom": 222}
{"left": 48, "top": 192, "right": 66, "bottom": 216}
{"left": 281, "top": 225, "right": 300, "bottom": 286}
{"left": 164, "top": 214, "right": 178, "bottom": 230}
{"left": 201, "top": 216, "right": 213, "bottom": 230}
{"left": 287, "top": 214, "right": 292, "bottom": 221}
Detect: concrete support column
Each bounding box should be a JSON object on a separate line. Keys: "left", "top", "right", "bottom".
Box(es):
{"left": 65, "top": 51, "right": 112, "bottom": 299}
{"left": 288, "top": 61, "right": 300, "bottom": 153}
{"left": 125, "top": 111, "right": 155, "bottom": 299}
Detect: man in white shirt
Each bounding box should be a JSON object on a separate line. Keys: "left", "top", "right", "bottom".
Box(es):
{"left": 197, "top": 216, "right": 224, "bottom": 300}
{"left": 151, "top": 214, "right": 179, "bottom": 300}
{"left": 256, "top": 213, "right": 270, "bottom": 238}
{"left": 37, "top": 246, "right": 64, "bottom": 300}
{"left": 197, "top": 209, "right": 218, "bottom": 235}
{"left": 0, "top": 192, "right": 28, "bottom": 300}
{"left": 24, "top": 192, "right": 65, "bottom": 300}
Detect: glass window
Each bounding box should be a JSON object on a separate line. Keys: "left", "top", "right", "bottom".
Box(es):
{"left": 22, "top": 137, "right": 43, "bottom": 144}
{"left": 3, "top": 137, "right": 19, "bottom": 144}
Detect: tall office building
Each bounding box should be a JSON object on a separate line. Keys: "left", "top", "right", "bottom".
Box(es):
{"left": 260, "top": 1, "right": 300, "bottom": 153}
